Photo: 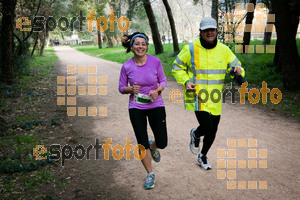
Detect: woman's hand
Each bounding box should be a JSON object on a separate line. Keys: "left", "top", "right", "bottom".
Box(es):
{"left": 132, "top": 82, "right": 141, "bottom": 94}
{"left": 149, "top": 90, "right": 159, "bottom": 100}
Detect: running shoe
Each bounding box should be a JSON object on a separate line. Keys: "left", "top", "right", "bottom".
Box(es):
{"left": 149, "top": 139, "right": 161, "bottom": 162}
{"left": 189, "top": 128, "right": 200, "bottom": 154}
{"left": 144, "top": 173, "right": 155, "bottom": 189}
{"left": 197, "top": 154, "right": 212, "bottom": 170}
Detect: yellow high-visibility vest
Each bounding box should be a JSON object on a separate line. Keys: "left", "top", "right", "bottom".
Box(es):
{"left": 172, "top": 38, "right": 245, "bottom": 115}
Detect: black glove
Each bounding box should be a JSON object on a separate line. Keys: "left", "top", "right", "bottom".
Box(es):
{"left": 229, "top": 67, "right": 247, "bottom": 86}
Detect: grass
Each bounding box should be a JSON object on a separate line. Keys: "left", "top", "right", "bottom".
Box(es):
{"left": 233, "top": 39, "right": 280, "bottom": 87}
{"left": 15, "top": 48, "right": 58, "bottom": 89}
{"left": 0, "top": 47, "right": 60, "bottom": 199}
{"left": 73, "top": 39, "right": 300, "bottom": 117}
{"left": 232, "top": 39, "right": 300, "bottom": 117}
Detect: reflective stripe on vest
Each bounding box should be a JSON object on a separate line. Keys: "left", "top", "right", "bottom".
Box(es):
{"left": 189, "top": 43, "right": 199, "bottom": 110}
{"left": 190, "top": 78, "right": 225, "bottom": 85}
{"left": 175, "top": 56, "right": 186, "bottom": 67}
{"left": 172, "top": 64, "right": 182, "bottom": 71}
{"left": 189, "top": 43, "right": 225, "bottom": 86}
{"left": 228, "top": 57, "right": 241, "bottom": 68}
{"left": 195, "top": 69, "right": 226, "bottom": 75}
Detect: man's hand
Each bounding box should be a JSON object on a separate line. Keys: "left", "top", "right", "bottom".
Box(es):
{"left": 234, "top": 66, "right": 242, "bottom": 76}
{"left": 185, "top": 81, "right": 196, "bottom": 92}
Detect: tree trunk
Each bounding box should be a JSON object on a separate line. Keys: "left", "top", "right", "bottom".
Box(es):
{"left": 1, "top": 0, "right": 17, "bottom": 84}
{"left": 200, "top": 0, "right": 205, "bottom": 18}
{"left": 107, "top": 34, "right": 114, "bottom": 48}
{"left": 31, "top": 33, "right": 39, "bottom": 57}
{"left": 13, "top": 0, "right": 42, "bottom": 57}
{"left": 274, "top": 38, "right": 279, "bottom": 67}
{"left": 263, "top": 4, "right": 274, "bottom": 45}
{"left": 39, "top": 30, "right": 48, "bottom": 56}
{"left": 98, "top": 31, "right": 102, "bottom": 49}
{"left": 39, "top": 0, "right": 54, "bottom": 56}
{"left": 271, "top": 0, "right": 300, "bottom": 90}
{"left": 162, "top": 0, "right": 179, "bottom": 52}
{"left": 143, "top": 0, "right": 164, "bottom": 54}
{"left": 242, "top": 0, "right": 256, "bottom": 53}
{"left": 116, "top": 34, "right": 119, "bottom": 47}
{"left": 17, "top": 41, "right": 26, "bottom": 56}
{"left": 211, "top": 0, "right": 218, "bottom": 24}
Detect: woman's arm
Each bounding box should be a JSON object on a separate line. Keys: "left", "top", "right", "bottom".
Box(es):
{"left": 157, "top": 59, "right": 167, "bottom": 89}
{"left": 119, "top": 65, "right": 129, "bottom": 94}
{"left": 149, "top": 59, "right": 167, "bottom": 99}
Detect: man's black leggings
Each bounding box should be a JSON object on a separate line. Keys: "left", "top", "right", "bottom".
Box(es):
{"left": 194, "top": 111, "right": 221, "bottom": 155}
{"left": 129, "top": 107, "right": 168, "bottom": 150}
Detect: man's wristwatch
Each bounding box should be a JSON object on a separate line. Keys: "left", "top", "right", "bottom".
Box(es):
{"left": 156, "top": 88, "right": 162, "bottom": 95}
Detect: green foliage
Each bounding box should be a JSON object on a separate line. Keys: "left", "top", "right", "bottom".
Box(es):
{"left": 129, "top": 2, "right": 150, "bottom": 33}
{"left": 235, "top": 53, "right": 282, "bottom": 87}
{"left": 0, "top": 130, "right": 52, "bottom": 174}
{"left": 54, "top": 178, "right": 68, "bottom": 189}
{"left": 1, "top": 168, "right": 54, "bottom": 198}
{"left": 14, "top": 55, "right": 31, "bottom": 75}
{"left": 0, "top": 55, "right": 31, "bottom": 79}
{"left": 0, "top": 47, "right": 60, "bottom": 198}
{"left": 227, "top": 39, "right": 284, "bottom": 87}
{"left": 14, "top": 47, "right": 58, "bottom": 90}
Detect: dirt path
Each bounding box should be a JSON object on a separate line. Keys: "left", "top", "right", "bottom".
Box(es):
{"left": 51, "top": 46, "right": 299, "bottom": 200}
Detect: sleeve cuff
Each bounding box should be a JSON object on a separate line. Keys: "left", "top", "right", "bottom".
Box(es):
{"left": 119, "top": 86, "right": 125, "bottom": 94}
{"left": 184, "top": 80, "right": 190, "bottom": 86}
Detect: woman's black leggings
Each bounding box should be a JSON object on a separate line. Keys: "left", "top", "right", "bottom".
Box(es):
{"left": 194, "top": 111, "right": 221, "bottom": 155}
{"left": 129, "top": 107, "right": 168, "bottom": 150}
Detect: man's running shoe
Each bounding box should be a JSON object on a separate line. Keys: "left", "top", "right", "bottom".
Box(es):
{"left": 190, "top": 128, "right": 200, "bottom": 155}
{"left": 144, "top": 173, "right": 155, "bottom": 189}
{"left": 197, "top": 154, "right": 212, "bottom": 170}
{"left": 149, "top": 139, "right": 161, "bottom": 162}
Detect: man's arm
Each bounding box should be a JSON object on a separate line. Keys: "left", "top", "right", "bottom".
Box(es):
{"left": 172, "top": 44, "right": 192, "bottom": 86}
{"left": 226, "top": 47, "right": 245, "bottom": 77}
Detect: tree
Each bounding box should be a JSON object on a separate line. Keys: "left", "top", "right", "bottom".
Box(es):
{"left": 242, "top": 0, "right": 256, "bottom": 53}
{"left": 0, "top": 0, "right": 17, "bottom": 84}
{"left": 97, "top": 31, "right": 103, "bottom": 49}
{"left": 218, "top": 0, "right": 243, "bottom": 44}
{"left": 263, "top": 0, "right": 274, "bottom": 45}
{"left": 178, "top": 0, "right": 194, "bottom": 41}
{"left": 39, "top": 0, "right": 56, "bottom": 56}
{"left": 162, "top": 0, "right": 179, "bottom": 52}
{"left": 126, "top": 0, "right": 140, "bottom": 21}
{"left": 211, "top": 0, "right": 218, "bottom": 23}
{"left": 270, "top": 0, "right": 300, "bottom": 90}
{"left": 143, "top": 0, "right": 164, "bottom": 54}
{"left": 31, "top": 32, "right": 40, "bottom": 57}
{"left": 13, "top": 0, "right": 42, "bottom": 56}
{"left": 95, "top": 0, "right": 108, "bottom": 49}
{"left": 126, "top": 0, "right": 149, "bottom": 33}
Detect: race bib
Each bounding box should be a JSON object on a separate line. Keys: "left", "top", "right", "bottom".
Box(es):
{"left": 134, "top": 93, "right": 153, "bottom": 104}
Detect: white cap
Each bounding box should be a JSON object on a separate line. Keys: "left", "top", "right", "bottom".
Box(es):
{"left": 200, "top": 17, "right": 217, "bottom": 30}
